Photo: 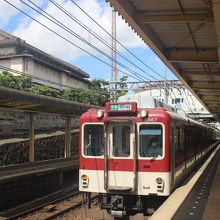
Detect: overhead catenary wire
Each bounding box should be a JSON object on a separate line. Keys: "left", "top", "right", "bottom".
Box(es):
{"left": 182, "top": 88, "right": 194, "bottom": 113}
{"left": 5, "top": 0, "right": 177, "bottom": 95}
{"left": 14, "top": 0, "right": 153, "bottom": 83}
{"left": 3, "top": 0, "right": 143, "bottom": 83}
{"left": 48, "top": 0, "right": 162, "bottom": 82}
{"left": 170, "top": 82, "right": 193, "bottom": 113}
{"left": 28, "top": 0, "right": 175, "bottom": 90}
{"left": 4, "top": 0, "right": 191, "bottom": 113}
{"left": 0, "top": 65, "right": 143, "bottom": 95}
{"left": 70, "top": 0, "right": 166, "bottom": 80}
{"left": 173, "top": 83, "right": 194, "bottom": 113}
{"left": 138, "top": 81, "right": 184, "bottom": 112}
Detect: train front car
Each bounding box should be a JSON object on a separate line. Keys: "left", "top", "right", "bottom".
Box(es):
{"left": 79, "top": 102, "right": 171, "bottom": 216}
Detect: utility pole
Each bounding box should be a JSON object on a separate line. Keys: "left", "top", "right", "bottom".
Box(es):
{"left": 110, "top": 10, "right": 118, "bottom": 102}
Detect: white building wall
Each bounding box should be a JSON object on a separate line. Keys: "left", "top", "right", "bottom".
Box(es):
{"left": 0, "top": 47, "right": 15, "bottom": 56}
{"left": 11, "top": 58, "right": 23, "bottom": 74}
{"left": 0, "top": 57, "right": 89, "bottom": 90}
{"left": 0, "top": 59, "right": 11, "bottom": 69}
{"left": 31, "top": 62, "right": 88, "bottom": 90}
{"left": 136, "top": 87, "right": 208, "bottom": 115}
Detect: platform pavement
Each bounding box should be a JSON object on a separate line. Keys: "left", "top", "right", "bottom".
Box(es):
{"left": 150, "top": 145, "right": 220, "bottom": 220}
{"left": 203, "top": 155, "right": 220, "bottom": 220}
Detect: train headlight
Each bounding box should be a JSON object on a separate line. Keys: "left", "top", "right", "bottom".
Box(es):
{"left": 156, "top": 177, "right": 163, "bottom": 184}
{"left": 139, "top": 110, "right": 148, "bottom": 119}
{"left": 156, "top": 177, "right": 164, "bottom": 191}
{"left": 96, "top": 109, "right": 104, "bottom": 119}
{"left": 81, "top": 174, "right": 89, "bottom": 188}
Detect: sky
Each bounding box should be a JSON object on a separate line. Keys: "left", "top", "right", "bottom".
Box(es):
{"left": 0, "top": 0, "right": 177, "bottom": 82}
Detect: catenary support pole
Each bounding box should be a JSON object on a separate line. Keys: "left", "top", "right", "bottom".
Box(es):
{"left": 29, "top": 112, "right": 35, "bottom": 162}
{"left": 65, "top": 116, "right": 72, "bottom": 158}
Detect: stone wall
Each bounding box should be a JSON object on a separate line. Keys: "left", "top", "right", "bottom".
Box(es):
{"left": 0, "top": 131, "right": 79, "bottom": 166}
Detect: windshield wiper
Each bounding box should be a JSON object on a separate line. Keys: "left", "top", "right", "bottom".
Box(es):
{"left": 151, "top": 154, "right": 159, "bottom": 161}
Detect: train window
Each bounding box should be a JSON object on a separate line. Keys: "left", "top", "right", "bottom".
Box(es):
{"left": 139, "top": 124, "right": 163, "bottom": 158}
{"left": 83, "top": 124, "right": 104, "bottom": 156}
{"left": 112, "top": 125, "right": 130, "bottom": 157}
{"left": 177, "top": 127, "right": 180, "bottom": 151}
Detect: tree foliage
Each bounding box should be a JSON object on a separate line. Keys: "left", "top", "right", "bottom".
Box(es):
{"left": 0, "top": 71, "right": 32, "bottom": 90}
{"left": 64, "top": 79, "right": 110, "bottom": 106}
{"left": 30, "top": 85, "right": 60, "bottom": 97}
{"left": 0, "top": 71, "right": 128, "bottom": 106}
{"left": 116, "top": 75, "right": 128, "bottom": 99}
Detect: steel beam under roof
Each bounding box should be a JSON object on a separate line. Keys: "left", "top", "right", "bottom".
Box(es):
{"left": 136, "top": 13, "right": 214, "bottom": 23}
{"left": 107, "top": 0, "right": 220, "bottom": 120}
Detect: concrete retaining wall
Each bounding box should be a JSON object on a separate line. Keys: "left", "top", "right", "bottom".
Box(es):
{"left": 0, "top": 171, "right": 60, "bottom": 211}
{"left": 0, "top": 111, "right": 79, "bottom": 137}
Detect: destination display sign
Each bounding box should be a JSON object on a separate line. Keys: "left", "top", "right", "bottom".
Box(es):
{"left": 106, "top": 102, "right": 137, "bottom": 113}
{"left": 109, "top": 104, "right": 132, "bottom": 111}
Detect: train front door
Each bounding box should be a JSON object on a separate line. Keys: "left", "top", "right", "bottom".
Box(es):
{"left": 104, "top": 121, "right": 137, "bottom": 192}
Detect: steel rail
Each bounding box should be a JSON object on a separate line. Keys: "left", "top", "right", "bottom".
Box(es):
{"left": 42, "top": 195, "right": 99, "bottom": 220}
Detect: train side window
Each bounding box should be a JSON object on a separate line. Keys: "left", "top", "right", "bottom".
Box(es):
{"left": 139, "top": 124, "right": 163, "bottom": 158}
{"left": 83, "top": 124, "right": 104, "bottom": 156}
{"left": 177, "top": 127, "right": 180, "bottom": 151}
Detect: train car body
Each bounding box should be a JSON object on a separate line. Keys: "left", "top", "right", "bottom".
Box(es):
{"left": 79, "top": 97, "right": 216, "bottom": 216}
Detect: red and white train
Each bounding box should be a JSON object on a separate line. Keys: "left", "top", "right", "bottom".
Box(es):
{"left": 79, "top": 96, "right": 217, "bottom": 217}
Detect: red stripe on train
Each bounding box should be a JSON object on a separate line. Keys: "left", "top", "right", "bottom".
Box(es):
{"left": 80, "top": 157, "right": 169, "bottom": 172}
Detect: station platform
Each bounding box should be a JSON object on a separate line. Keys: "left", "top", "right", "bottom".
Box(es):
{"left": 150, "top": 144, "right": 220, "bottom": 220}
{"left": 202, "top": 152, "right": 220, "bottom": 220}
{"left": 0, "top": 156, "right": 78, "bottom": 179}
{"left": 0, "top": 157, "right": 79, "bottom": 212}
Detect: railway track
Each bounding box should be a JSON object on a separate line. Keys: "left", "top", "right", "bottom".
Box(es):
{"left": 0, "top": 186, "right": 76, "bottom": 219}
{"left": 33, "top": 194, "right": 97, "bottom": 220}
{"left": 2, "top": 189, "right": 98, "bottom": 220}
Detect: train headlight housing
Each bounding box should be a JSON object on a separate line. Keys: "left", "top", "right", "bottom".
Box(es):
{"left": 81, "top": 174, "right": 89, "bottom": 188}
{"left": 156, "top": 177, "right": 163, "bottom": 184}
{"left": 96, "top": 109, "right": 104, "bottom": 119}
{"left": 139, "top": 110, "right": 148, "bottom": 119}
{"left": 156, "top": 177, "right": 164, "bottom": 191}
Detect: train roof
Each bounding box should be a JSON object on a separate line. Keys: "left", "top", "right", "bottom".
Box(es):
{"left": 118, "top": 94, "right": 176, "bottom": 112}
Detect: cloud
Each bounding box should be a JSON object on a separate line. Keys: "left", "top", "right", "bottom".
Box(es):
{"left": 0, "top": 0, "right": 23, "bottom": 26}
{"left": 0, "top": 0, "right": 44, "bottom": 27}
{"left": 1, "top": 0, "right": 146, "bottom": 62}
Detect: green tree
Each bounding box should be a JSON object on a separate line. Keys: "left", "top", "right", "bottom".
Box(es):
{"left": 90, "top": 79, "right": 110, "bottom": 106}
{"left": 63, "top": 79, "right": 110, "bottom": 106}
{"left": 63, "top": 87, "right": 88, "bottom": 103}
{"left": 116, "top": 75, "right": 128, "bottom": 99}
{"left": 30, "top": 85, "right": 60, "bottom": 97}
{"left": 0, "top": 71, "right": 32, "bottom": 90}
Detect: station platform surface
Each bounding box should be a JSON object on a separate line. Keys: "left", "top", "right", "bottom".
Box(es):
{"left": 172, "top": 146, "right": 220, "bottom": 220}
{"left": 203, "top": 152, "right": 220, "bottom": 220}
{"left": 0, "top": 156, "right": 79, "bottom": 212}
{"left": 0, "top": 156, "right": 78, "bottom": 180}
{"left": 150, "top": 144, "right": 220, "bottom": 220}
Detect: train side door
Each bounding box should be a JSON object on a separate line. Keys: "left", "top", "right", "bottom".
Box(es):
{"left": 170, "top": 126, "right": 175, "bottom": 187}
{"left": 104, "top": 121, "right": 137, "bottom": 192}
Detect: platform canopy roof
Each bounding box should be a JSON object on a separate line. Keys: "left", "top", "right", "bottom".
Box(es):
{"left": 107, "top": 0, "right": 220, "bottom": 120}
{"left": 0, "top": 86, "right": 93, "bottom": 116}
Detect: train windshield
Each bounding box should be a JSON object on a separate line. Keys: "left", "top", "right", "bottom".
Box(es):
{"left": 139, "top": 124, "right": 163, "bottom": 158}
{"left": 83, "top": 124, "right": 104, "bottom": 156}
